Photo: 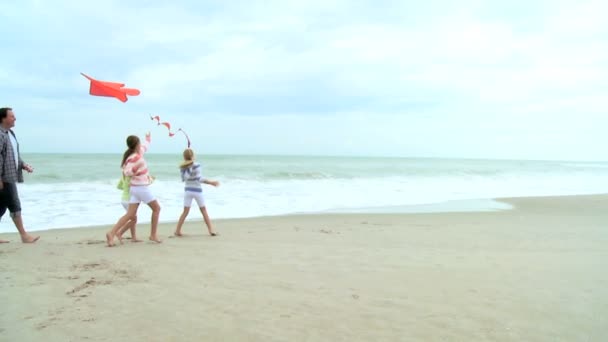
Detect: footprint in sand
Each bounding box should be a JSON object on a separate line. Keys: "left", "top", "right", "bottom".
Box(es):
{"left": 66, "top": 277, "right": 112, "bottom": 296}
{"left": 36, "top": 316, "right": 60, "bottom": 331}
{"left": 76, "top": 240, "right": 105, "bottom": 245}
{"left": 71, "top": 262, "right": 106, "bottom": 271}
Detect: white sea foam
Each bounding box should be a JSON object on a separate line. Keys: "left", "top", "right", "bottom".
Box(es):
{"left": 4, "top": 165, "right": 607, "bottom": 232}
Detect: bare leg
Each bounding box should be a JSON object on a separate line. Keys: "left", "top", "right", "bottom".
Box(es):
{"left": 127, "top": 215, "right": 141, "bottom": 242}
{"left": 116, "top": 221, "right": 127, "bottom": 244}
{"left": 106, "top": 204, "right": 139, "bottom": 247}
{"left": 174, "top": 207, "right": 190, "bottom": 236}
{"left": 0, "top": 239, "right": 9, "bottom": 243}
{"left": 147, "top": 200, "right": 161, "bottom": 243}
{"left": 116, "top": 217, "right": 141, "bottom": 243}
{"left": 11, "top": 214, "right": 40, "bottom": 243}
{"left": 199, "top": 206, "right": 217, "bottom": 236}
{"left": 107, "top": 215, "right": 131, "bottom": 247}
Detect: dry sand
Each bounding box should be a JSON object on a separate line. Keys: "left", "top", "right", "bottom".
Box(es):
{"left": 1, "top": 195, "right": 607, "bottom": 341}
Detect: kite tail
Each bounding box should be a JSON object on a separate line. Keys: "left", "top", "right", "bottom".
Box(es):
{"left": 150, "top": 115, "right": 173, "bottom": 136}
{"left": 149, "top": 114, "right": 191, "bottom": 147}
{"left": 178, "top": 128, "right": 191, "bottom": 148}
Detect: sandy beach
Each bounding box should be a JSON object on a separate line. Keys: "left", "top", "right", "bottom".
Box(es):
{"left": 1, "top": 194, "right": 607, "bottom": 341}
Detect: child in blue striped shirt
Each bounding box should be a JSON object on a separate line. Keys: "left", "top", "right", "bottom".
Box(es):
{"left": 175, "top": 148, "right": 220, "bottom": 237}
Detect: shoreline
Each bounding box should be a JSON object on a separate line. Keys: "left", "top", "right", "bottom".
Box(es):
{"left": 2, "top": 193, "right": 604, "bottom": 235}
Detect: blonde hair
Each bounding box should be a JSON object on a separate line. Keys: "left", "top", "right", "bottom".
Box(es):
{"left": 180, "top": 148, "right": 195, "bottom": 169}
{"left": 183, "top": 148, "right": 194, "bottom": 161}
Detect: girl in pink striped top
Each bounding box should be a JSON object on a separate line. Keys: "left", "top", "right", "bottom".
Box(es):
{"left": 106, "top": 133, "right": 162, "bottom": 247}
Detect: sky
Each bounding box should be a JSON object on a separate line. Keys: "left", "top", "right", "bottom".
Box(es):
{"left": 1, "top": 0, "right": 606, "bottom": 160}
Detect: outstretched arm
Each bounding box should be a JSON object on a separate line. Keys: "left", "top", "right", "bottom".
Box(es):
{"left": 139, "top": 132, "right": 151, "bottom": 154}
{"left": 202, "top": 179, "right": 220, "bottom": 187}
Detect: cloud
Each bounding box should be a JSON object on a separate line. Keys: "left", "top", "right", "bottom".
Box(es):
{"left": 1, "top": 0, "right": 607, "bottom": 159}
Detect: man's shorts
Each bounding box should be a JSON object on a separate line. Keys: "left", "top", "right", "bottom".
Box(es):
{"left": 0, "top": 182, "right": 21, "bottom": 219}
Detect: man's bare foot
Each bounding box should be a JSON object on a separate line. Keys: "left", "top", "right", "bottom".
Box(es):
{"left": 131, "top": 238, "right": 143, "bottom": 243}
{"left": 21, "top": 234, "right": 40, "bottom": 243}
{"left": 149, "top": 236, "right": 162, "bottom": 243}
{"left": 0, "top": 239, "right": 9, "bottom": 243}
{"left": 106, "top": 233, "right": 115, "bottom": 247}
{"left": 174, "top": 231, "right": 183, "bottom": 237}
{"left": 209, "top": 231, "right": 218, "bottom": 236}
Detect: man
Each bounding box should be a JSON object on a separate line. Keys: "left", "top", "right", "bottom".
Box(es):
{"left": 0, "top": 107, "right": 39, "bottom": 243}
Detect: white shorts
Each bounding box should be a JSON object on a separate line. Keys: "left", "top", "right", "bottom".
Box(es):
{"left": 184, "top": 191, "right": 205, "bottom": 208}
{"left": 129, "top": 186, "right": 156, "bottom": 204}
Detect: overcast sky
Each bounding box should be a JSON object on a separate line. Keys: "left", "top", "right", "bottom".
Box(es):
{"left": 1, "top": 0, "right": 606, "bottom": 160}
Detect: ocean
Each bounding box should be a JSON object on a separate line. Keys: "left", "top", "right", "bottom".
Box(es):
{"left": 2, "top": 154, "right": 607, "bottom": 232}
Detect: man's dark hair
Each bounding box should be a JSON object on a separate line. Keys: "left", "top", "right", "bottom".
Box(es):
{"left": 0, "top": 107, "right": 12, "bottom": 120}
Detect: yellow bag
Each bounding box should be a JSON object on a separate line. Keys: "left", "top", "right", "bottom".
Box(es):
{"left": 117, "top": 177, "right": 125, "bottom": 190}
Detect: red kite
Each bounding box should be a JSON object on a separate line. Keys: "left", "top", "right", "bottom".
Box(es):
{"left": 81, "top": 72, "right": 140, "bottom": 102}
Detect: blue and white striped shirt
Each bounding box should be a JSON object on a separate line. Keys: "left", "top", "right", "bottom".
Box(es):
{"left": 180, "top": 162, "right": 203, "bottom": 192}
